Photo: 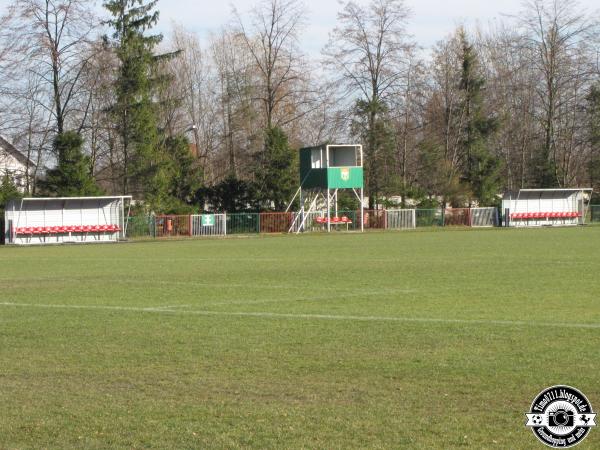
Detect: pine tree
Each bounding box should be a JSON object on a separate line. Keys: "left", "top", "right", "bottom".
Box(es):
{"left": 103, "top": 0, "right": 167, "bottom": 204}
{"left": 0, "top": 173, "right": 21, "bottom": 212}
{"left": 164, "top": 135, "right": 203, "bottom": 207}
{"left": 40, "top": 132, "right": 101, "bottom": 196}
{"left": 254, "top": 127, "right": 297, "bottom": 211}
{"left": 458, "top": 31, "right": 501, "bottom": 205}
{"left": 351, "top": 98, "right": 395, "bottom": 209}
{"left": 196, "top": 176, "right": 257, "bottom": 213}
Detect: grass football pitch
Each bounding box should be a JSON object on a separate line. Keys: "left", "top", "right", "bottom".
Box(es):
{"left": 1, "top": 227, "right": 599, "bottom": 449}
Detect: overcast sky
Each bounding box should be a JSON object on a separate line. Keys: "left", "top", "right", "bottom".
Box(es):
{"left": 0, "top": 0, "right": 598, "bottom": 55}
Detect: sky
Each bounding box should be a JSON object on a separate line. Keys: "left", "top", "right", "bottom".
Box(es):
{"left": 0, "top": 0, "right": 598, "bottom": 56}
{"left": 152, "top": 0, "right": 599, "bottom": 55}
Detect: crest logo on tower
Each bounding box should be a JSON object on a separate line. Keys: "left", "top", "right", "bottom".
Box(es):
{"left": 340, "top": 168, "right": 350, "bottom": 181}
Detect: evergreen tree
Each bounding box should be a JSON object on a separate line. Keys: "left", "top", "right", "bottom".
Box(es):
{"left": 458, "top": 31, "right": 501, "bottom": 205}
{"left": 254, "top": 127, "right": 297, "bottom": 211}
{"left": 196, "top": 176, "right": 257, "bottom": 213}
{"left": 0, "top": 173, "right": 20, "bottom": 244}
{"left": 104, "top": 0, "right": 168, "bottom": 204}
{"left": 40, "top": 132, "right": 101, "bottom": 196}
{"left": 351, "top": 98, "right": 395, "bottom": 209}
{"left": 164, "top": 135, "right": 203, "bottom": 206}
{"left": 0, "top": 173, "right": 21, "bottom": 212}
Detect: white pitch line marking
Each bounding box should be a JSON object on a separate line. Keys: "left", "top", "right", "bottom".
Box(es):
{"left": 1, "top": 302, "right": 599, "bottom": 329}
{"left": 154, "top": 305, "right": 192, "bottom": 310}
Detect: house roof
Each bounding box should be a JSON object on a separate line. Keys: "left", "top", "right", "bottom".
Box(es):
{"left": 0, "top": 135, "right": 36, "bottom": 168}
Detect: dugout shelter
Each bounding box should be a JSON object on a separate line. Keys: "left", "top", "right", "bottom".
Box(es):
{"left": 502, "top": 188, "right": 592, "bottom": 227}
{"left": 4, "top": 196, "right": 131, "bottom": 245}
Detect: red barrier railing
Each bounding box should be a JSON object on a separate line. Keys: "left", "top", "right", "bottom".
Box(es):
{"left": 360, "top": 209, "right": 386, "bottom": 229}
{"left": 155, "top": 215, "right": 192, "bottom": 237}
{"left": 444, "top": 208, "right": 471, "bottom": 226}
{"left": 259, "top": 212, "right": 294, "bottom": 233}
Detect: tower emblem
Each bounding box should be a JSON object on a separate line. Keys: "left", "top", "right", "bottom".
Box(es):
{"left": 340, "top": 168, "right": 350, "bottom": 181}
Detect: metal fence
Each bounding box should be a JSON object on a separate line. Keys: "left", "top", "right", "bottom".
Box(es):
{"left": 289, "top": 211, "right": 324, "bottom": 233}
{"left": 386, "top": 209, "right": 416, "bottom": 229}
{"left": 116, "top": 205, "right": 600, "bottom": 242}
{"left": 126, "top": 215, "right": 156, "bottom": 238}
{"left": 590, "top": 205, "right": 600, "bottom": 224}
{"left": 227, "top": 213, "right": 260, "bottom": 234}
{"left": 444, "top": 208, "right": 471, "bottom": 226}
{"left": 471, "top": 207, "right": 499, "bottom": 227}
{"left": 6, "top": 204, "right": 598, "bottom": 245}
{"left": 191, "top": 214, "right": 227, "bottom": 237}
{"left": 338, "top": 211, "right": 358, "bottom": 231}
{"left": 416, "top": 209, "right": 444, "bottom": 227}
{"left": 155, "top": 215, "right": 191, "bottom": 238}
{"left": 362, "top": 209, "right": 386, "bottom": 229}
{"left": 123, "top": 208, "right": 483, "bottom": 241}
{"left": 259, "top": 212, "right": 294, "bottom": 233}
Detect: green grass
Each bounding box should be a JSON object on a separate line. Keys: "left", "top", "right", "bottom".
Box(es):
{"left": 1, "top": 227, "right": 599, "bottom": 449}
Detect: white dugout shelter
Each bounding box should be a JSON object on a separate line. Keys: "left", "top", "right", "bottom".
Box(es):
{"left": 4, "top": 196, "right": 131, "bottom": 245}
{"left": 502, "top": 189, "right": 592, "bottom": 227}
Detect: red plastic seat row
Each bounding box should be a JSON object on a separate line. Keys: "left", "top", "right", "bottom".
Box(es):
{"left": 336, "top": 216, "right": 353, "bottom": 223}
{"left": 510, "top": 212, "right": 581, "bottom": 220}
{"left": 315, "top": 216, "right": 353, "bottom": 224}
{"left": 15, "top": 224, "right": 121, "bottom": 235}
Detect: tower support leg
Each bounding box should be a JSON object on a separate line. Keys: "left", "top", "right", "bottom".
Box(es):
{"left": 360, "top": 187, "right": 364, "bottom": 232}
{"left": 299, "top": 188, "right": 304, "bottom": 232}
{"left": 327, "top": 188, "right": 331, "bottom": 233}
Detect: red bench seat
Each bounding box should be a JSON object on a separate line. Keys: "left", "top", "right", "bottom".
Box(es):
{"left": 15, "top": 224, "right": 121, "bottom": 235}
{"left": 314, "top": 216, "right": 353, "bottom": 225}
{"left": 510, "top": 212, "right": 581, "bottom": 220}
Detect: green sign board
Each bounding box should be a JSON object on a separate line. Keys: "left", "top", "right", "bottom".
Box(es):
{"left": 327, "top": 167, "right": 364, "bottom": 189}
{"left": 202, "top": 214, "right": 215, "bottom": 226}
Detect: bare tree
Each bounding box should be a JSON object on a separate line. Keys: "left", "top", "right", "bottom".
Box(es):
{"left": 211, "top": 28, "right": 262, "bottom": 180}
{"left": 1, "top": 0, "right": 98, "bottom": 135}
{"left": 73, "top": 39, "right": 119, "bottom": 185}
{"left": 233, "top": 0, "right": 307, "bottom": 130}
{"left": 519, "top": 0, "right": 599, "bottom": 186}
{"left": 390, "top": 48, "right": 427, "bottom": 206}
{"left": 420, "top": 29, "right": 470, "bottom": 205}
{"left": 324, "top": 0, "right": 412, "bottom": 207}
{"left": 478, "top": 24, "right": 538, "bottom": 189}
{"left": 169, "top": 27, "right": 226, "bottom": 183}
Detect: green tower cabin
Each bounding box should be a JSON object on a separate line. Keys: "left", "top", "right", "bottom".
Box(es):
{"left": 288, "top": 144, "right": 364, "bottom": 232}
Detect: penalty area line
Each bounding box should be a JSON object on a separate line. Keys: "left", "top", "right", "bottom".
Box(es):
{"left": 0, "top": 302, "right": 599, "bottom": 330}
